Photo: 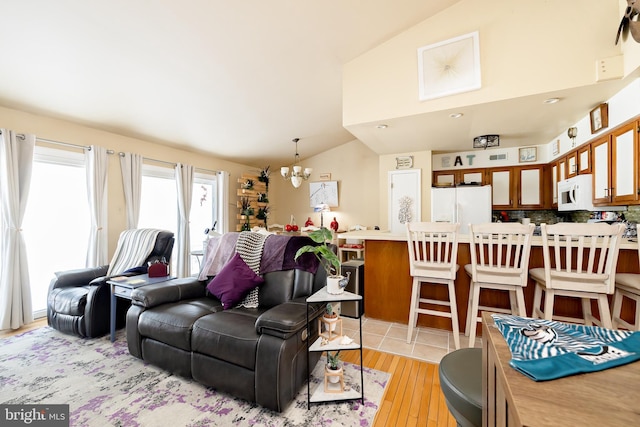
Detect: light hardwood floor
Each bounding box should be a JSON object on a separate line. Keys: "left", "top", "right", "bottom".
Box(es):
{"left": 2, "top": 318, "right": 457, "bottom": 426}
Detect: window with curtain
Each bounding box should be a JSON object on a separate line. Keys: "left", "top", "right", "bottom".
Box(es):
{"left": 22, "top": 146, "right": 90, "bottom": 318}
{"left": 190, "top": 172, "right": 218, "bottom": 273}
{"left": 138, "top": 164, "right": 178, "bottom": 271}
{"left": 138, "top": 164, "right": 219, "bottom": 276}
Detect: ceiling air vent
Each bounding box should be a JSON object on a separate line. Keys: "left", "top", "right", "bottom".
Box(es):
{"left": 489, "top": 153, "right": 507, "bottom": 161}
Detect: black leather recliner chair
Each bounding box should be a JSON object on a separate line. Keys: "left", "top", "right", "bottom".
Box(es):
{"left": 47, "top": 230, "right": 174, "bottom": 338}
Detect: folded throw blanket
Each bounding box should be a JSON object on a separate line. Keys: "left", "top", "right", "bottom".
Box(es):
{"left": 107, "top": 229, "right": 163, "bottom": 276}
{"left": 234, "top": 231, "right": 269, "bottom": 308}
{"left": 493, "top": 314, "right": 640, "bottom": 381}
{"left": 260, "top": 235, "right": 319, "bottom": 275}
{"left": 198, "top": 233, "right": 239, "bottom": 280}
{"left": 199, "top": 232, "right": 320, "bottom": 279}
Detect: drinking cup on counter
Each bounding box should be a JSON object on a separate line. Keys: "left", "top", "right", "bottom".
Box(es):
{"left": 522, "top": 218, "right": 531, "bottom": 225}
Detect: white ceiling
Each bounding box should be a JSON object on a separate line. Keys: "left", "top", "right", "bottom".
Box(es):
{"left": 0, "top": 1, "right": 634, "bottom": 167}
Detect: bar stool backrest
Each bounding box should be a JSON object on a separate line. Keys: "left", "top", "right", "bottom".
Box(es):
{"left": 539, "top": 222, "right": 625, "bottom": 294}
{"left": 406, "top": 222, "right": 460, "bottom": 281}
{"left": 468, "top": 222, "right": 535, "bottom": 287}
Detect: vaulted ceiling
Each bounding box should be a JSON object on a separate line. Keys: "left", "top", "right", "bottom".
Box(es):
{"left": 0, "top": 1, "right": 636, "bottom": 167}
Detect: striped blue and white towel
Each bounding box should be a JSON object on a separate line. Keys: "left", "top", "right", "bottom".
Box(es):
{"left": 492, "top": 314, "right": 640, "bottom": 381}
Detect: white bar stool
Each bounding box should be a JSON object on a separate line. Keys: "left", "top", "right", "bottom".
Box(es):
{"left": 406, "top": 222, "right": 461, "bottom": 349}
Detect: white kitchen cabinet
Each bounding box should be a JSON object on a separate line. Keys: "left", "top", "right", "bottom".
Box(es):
{"left": 490, "top": 168, "right": 512, "bottom": 209}
{"left": 592, "top": 121, "right": 639, "bottom": 205}
{"left": 611, "top": 121, "right": 638, "bottom": 204}
{"left": 518, "top": 165, "right": 545, "bottom": 208}
{"left": 489, "top": 165, "right": 545, "bottom": 210}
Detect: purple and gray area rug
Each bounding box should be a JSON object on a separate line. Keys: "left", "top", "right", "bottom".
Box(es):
{"left": 0, "top": 327, "right": 389, "bottom": 426}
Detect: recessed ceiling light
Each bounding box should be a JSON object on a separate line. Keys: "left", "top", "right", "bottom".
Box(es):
{"left": 543, "top": 98, "right": 560, "bottom": 104}
{"left": 449, "top": 113, "right": 463, "bottom": 118}
{"left": 376, "top": 124, "right": 388, "bottom": 129}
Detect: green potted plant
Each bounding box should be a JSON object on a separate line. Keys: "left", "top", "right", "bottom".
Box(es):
{"left": 257, "top": 165, "right": 270, "bottom": 189}
{"left": 325, "top": 350, "right": 342, "bottom": 383}
{"left": 323, "top": 303, "right": 339, "bottom": 332}
{"left": 240, "top": 196, "right": 254, "bottom": 217}
{"left": 241, "top": 179, "right": 254, "bottom": 191}
{"left": 294, "top": 228, "right": 347, "bottom": 294}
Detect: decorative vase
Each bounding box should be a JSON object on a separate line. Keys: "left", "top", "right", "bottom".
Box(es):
{"left": 327, "top": 275, "right": 345, "bottom": 294}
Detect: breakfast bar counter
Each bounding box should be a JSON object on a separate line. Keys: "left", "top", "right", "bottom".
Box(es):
{"left": 338, "top": 230, "right": 640, "bottom": 333}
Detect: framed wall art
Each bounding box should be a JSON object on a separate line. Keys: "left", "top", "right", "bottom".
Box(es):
{"left": 590, "top": 103, "right": 609, "bottom": 134}
{"left": 417, "top": 31, "right": 481, "bottom": 101}
{"left": 519, "top": 147, "right": 537, "bottom": 163}
{"left": 309, "top": 181, "right": 338, "bottom": 208}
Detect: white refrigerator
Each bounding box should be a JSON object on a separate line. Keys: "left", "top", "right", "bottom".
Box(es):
{"left": 431, "top": 185, "right": 492, "bottom": 235}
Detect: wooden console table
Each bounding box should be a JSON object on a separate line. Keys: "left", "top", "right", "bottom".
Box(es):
{"left": 482, "top": 312, "right": 640, "bottom": 426}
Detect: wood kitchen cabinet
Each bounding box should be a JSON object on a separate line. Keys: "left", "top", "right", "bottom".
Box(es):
{"left": 489, "top": 167, "right": 512, "bottom": 209}
{"left": 518, "top": 165, "right": 545, "bottom": 208}
{"left": 551, "top": 161, "right": 559, "bottom": 207}
{"left": 577, "top": 144, "right": 591, "bottom": 174}
{"left": 488, "top": 165, "right": 546, "bottom": 210}
{"left": 592, "top": 120, "right": 639, "bottom": 205}
{"left": 566, "top": 150, "right": 578, "bottom": 178}
{"left": 558, "top": 157, "right": 567, "bottom": 182}
{"left": 433, "top": 168, "right": 486, "bottom": 186}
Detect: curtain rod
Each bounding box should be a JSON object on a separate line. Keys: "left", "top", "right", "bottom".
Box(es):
{"left": 118, "top": 152, "right": 218, "bottom": 175}
{"left": 7, "top": 132, "right": 218, "bottom": 175}
{"left": 19, "top": 135, "right": 115, "bottom": 154}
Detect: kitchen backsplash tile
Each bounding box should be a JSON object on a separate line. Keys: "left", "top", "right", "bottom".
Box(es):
{"left": 492, "top": 206, "right": 640, "bottom": 225}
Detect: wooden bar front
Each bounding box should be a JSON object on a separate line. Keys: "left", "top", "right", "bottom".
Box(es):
{"left": 482, "top": 312, "right": 640, "bottom": 426}
{"left": 363, "top": 239, "right": 640, "bottom": 334}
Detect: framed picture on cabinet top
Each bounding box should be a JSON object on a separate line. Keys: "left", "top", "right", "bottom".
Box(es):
{"left": 589, "top": 103, "right": 608, "bottom": 134}
{"left": 519, "top": 147, "right": 537, "bottom": 163}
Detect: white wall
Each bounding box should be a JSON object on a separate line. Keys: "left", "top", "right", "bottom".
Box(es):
{"left": 269, "top": 139, "right": 380, "bottom": 231}
{"left": 343, "top": 0, "right": 622, "bottom": 127}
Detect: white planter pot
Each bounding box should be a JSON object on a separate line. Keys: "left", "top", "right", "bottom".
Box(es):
{"left": 323, "top": 315, "right": 338, "bottom": 332}
{"left": 326, "top": 275, "right": 345, "bottom": 294}
{"left": 326, "top": 366, "right": 343, "bottom": 383}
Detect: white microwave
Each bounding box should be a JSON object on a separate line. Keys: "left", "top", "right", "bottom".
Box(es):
{"left": 557, "top": 174, "right": 593, "bottom": 211}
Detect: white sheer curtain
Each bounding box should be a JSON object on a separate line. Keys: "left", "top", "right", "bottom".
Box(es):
{"left": 218, "top": 171, "right": 229, "bottom": 233}
{"left": 175, "top": 163, "right": 194, "bottom": 278}
{"left": 120, "top": 152, "right": 142, "bottom": 230}
{"left": 0, "top": 129, "right": 35, "bottom": 330}
{"left": 85, "top": 145, "right": 108, "bottom": 267}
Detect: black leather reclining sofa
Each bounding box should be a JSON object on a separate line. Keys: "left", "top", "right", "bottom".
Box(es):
{"left": 126, "top": 254, "right": 327, "bottom": 412}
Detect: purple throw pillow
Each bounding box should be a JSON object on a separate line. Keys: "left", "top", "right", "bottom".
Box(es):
{"left": 206, "top": 253, "right": 264, "bottom": 309}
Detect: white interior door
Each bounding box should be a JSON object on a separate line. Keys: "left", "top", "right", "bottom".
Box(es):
{"left": 388, "top": 169, "right": 421, "bottom": 234}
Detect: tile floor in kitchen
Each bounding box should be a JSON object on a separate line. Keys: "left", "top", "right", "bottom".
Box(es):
{"left": 339, "top": 315, "right": 482, "bottom": 364}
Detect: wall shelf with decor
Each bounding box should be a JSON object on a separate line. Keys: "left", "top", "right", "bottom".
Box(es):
{"left": 236, "top": 172, "right": 269, "bottom": 231}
